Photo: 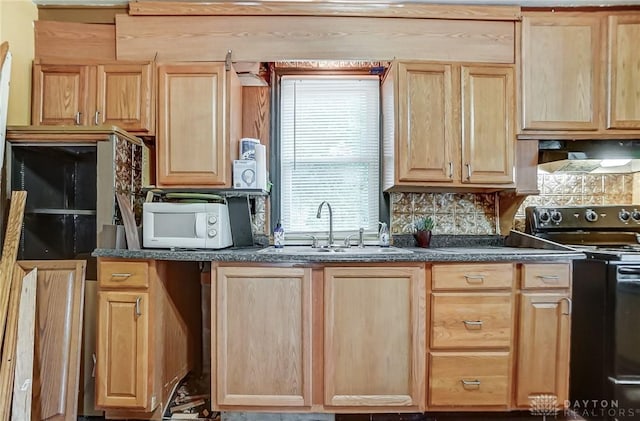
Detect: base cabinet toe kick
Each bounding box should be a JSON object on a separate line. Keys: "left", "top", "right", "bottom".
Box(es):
{"left": 94, "top": 259, "right": 572, "bottom": 417}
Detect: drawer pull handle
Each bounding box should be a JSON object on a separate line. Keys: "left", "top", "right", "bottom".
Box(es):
{"left": 111, "top": 273, "right": 132, "bottom": 279}
{"left": 464, "top": 274, "right": 484, "bottom": 283}
{"left": 537, "top": 274, "right": 560, "bottom": 283}
{"left": 135, "top": 297, "right": 142, "bottom": 317}
{"left": 463, "top": 320, "right": 483, "bottom": 328}
{"left": 461, "top": 379, "right": 481, "bottom": 388}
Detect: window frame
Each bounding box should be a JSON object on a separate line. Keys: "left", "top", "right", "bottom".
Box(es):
{"left": 269, "top": 69, "right": 389, "bottom": 245}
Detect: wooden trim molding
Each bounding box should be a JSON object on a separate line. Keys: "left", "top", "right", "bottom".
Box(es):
{"left": 116, "top": 15, "right": 515, "bottom": 63}
{"left": 128, "top": 1, "right": 522, "bottom": 21}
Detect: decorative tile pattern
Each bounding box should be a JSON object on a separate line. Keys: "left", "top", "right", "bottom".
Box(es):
{"left": 514, "top": 171, "right": 637, "bottom": 231}
{"left": 390, "top": 192, "right": 498, "bottom": 235}
{"left": 114, "top": 138, "right": 145, "bottom": 224}
{"left": 252, "top": 196, "right": 267, "bottom": 235}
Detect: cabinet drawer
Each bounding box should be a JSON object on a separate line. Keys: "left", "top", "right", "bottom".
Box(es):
{"left": 432, "top": 264, "right": 513, "bottom": 290}
{"left": 429, "top": 352, "right": 510, "bottom": 407}
{"left": 99, "top": 261, "right": 149, "bottom": 289}
{"left": 431, "top": 293, "right": 513, "bottom": 349}
{"left": 522, "top": 263, "right": 570, "bottom": 289}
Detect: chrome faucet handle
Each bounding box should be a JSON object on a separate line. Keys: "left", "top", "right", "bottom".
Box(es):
{"left": 343, "top": 234, "right": 356, "bottom": 248}
{"left": 305, "top": 234, "right": 320, "bottom": 248}
{"left": 358, "top": 227, "right": 365, "bottom": 248}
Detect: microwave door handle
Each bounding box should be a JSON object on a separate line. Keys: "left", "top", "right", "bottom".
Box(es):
{"left": 195, "top": 213, "right": 207, "bottom": 238}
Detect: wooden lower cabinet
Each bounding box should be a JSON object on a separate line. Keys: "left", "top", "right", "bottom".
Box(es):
{"left": 95, "top": 259, "right": 201, "bottom": 418}
{"left": 212, "top": 263, "right": 426, "bottom": 412}
{"left": 429, "top": 352, "right": 510, "bottom": 407}
{"left": 214, "top": 266, "right": 312, "bottom": 408}
{"left": 94, "top": 258, "right": 574, "bottom": 416}
{"left": 96, "top": 291, "right": 150, "bottom": 409}
{"left": 516, "top": 292, "right": 571, "bottom": 408}
{"left": 428, "top": 263, "right": 514, "bottom": 410}
{"left": 515, "top": 263, "right": 572, "bottom": 409}
{"left": 324, "top": 266, "right": 426, "bottom": 409}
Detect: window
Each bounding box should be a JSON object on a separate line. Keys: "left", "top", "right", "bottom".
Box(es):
{"left": 278, "top": 75, "right": 380, "bottom": 241}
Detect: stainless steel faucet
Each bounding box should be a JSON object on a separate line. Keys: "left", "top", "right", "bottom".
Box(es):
{"left": 316, "top": 201, "right": 334, "bottom": 247}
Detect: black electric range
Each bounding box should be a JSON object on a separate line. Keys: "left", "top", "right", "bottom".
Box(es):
{"left": 526, "top": 205, "right": 640, "bottom": 420}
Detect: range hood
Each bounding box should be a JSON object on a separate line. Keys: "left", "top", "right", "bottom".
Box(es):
{"left": 537, "top": 139, "right": 640, "bottom": 173}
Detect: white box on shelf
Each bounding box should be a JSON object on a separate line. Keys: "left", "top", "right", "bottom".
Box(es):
{"left": 233, "top": 159, "right": 257, "bottom": 189}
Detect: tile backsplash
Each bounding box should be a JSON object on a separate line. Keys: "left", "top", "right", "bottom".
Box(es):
{"left": 390, "top": 192, "right": 498, "bottom": 235}
{"left": 254, "top": 173, "right": 639, "bottom": 237}
{"left": 513, "top": 172, "right": 637, "bottom": 231}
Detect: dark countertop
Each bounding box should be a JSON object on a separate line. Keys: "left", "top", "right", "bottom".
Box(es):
{"left": 92, "top": 245, "right": 584, "bottom": 263}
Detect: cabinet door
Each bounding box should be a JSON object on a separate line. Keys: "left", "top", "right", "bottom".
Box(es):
{"left": 324, "top": 266, "right": 426, "bottom": 408}
{"left": 397, "top": 63, "right": 454, "bottom": 183}
{"left": 157, "top": 63, "right": 229, "bottom": 187}
{"left": 216, "top": 266, "right": 312, "bottom": 407}
{"left": 522, "top": 15, "right": 602, "bottom": 130}
{"left": 462, "top": 66, "right": 514, "bottom": 185}
{"left": 607, "top": 15, "right": 640, "bottom": 129}
{"left": 32, "top": 64, "right": 89, "bottom": 126}
{"left": 20, "top": 261, "right": 85, "bottom": 421}
{"left": 96, "top": 291, "right": 149, "bottom": 409}
{"left": 96, "top": 63, "right": 153, "bottom": 132}
{"left": 516, "top": 292, "right": 571, "bottom": 408}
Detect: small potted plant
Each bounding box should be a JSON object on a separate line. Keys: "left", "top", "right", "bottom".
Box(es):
{"left": 413, "top": 216, "right": 434, "bottom": 248}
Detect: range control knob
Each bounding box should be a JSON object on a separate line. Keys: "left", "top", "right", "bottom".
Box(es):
{"left": 619, "top": 209, "right": 631, "bottom": 222}
{"left": 550, "top": 210, "right": 563, "bottom": 223}
{"left": 538, "top": 209, "right": 551, "bottom": 223}
{"left": 208, "top": 216, "right": 218, "bottom": 225}
{"left": 585, "top": 209, "right": 599, "bottom": 222}
{"left": 632, "top": 210, "right": 640, "bottom": 222}
{"left": 208, "top": 229, "right": 217, "bottom": 238}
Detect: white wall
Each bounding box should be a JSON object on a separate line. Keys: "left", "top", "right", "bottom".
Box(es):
{"left": 1, "top": 0, "right": 37, "bottom": 125}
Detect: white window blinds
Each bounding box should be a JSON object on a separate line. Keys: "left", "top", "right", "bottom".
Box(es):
{"left": 279, "top": 76, "right": 380, "bottom": 238}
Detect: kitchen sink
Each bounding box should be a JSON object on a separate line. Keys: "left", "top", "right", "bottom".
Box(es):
{"left": 257, "top": 246, "right": 413, "bottom": 255}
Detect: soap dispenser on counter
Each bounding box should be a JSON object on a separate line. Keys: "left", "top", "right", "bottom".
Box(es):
{"left": 274, "top": 221, "right": 285, "bottom": 248}
{"left": 378, "top": 222, "right": 390, "bottom": 247}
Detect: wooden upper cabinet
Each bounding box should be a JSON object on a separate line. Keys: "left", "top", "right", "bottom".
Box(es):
{"left": 521, "top": 15, "right": 602, "bottom": 131}
{"left": 157, "top": 63, "right": 241, "bottom": 187}
{"left": 397, "top": 62, "right": 454, "bottom": 183}
{"left": 215, "top": 266, "right": 312, "bottom": 408}
{"left": 96, "top": 290, "right": 150, "bottom": 410}
{"left": 96, "top": 63, "right": 153, "bottom": 132}
{"left": 607, "top": 15, "right": 640, "bottom": 129}
{"left": 32, "top": 64, "right": 90, "bottom": 126}
{"left": 324, "top": 266, "right": 426, "bottom": 409}
{"left": 383, "top": 61, "right": 515, "bottom": 190}
{"left": 32, "top": 61, "right": 153, "bottom": 133}
{"left": 462, "top": 65, "right": 514, "bottom": 184}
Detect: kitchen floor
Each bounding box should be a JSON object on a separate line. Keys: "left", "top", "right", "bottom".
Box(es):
{"left": 336, "top": 412, "right": 586, "bottom": 421}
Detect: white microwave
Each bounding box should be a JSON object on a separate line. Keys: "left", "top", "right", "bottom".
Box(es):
{"left": 142, "top": 202, "right": 233, "bottom": 249}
